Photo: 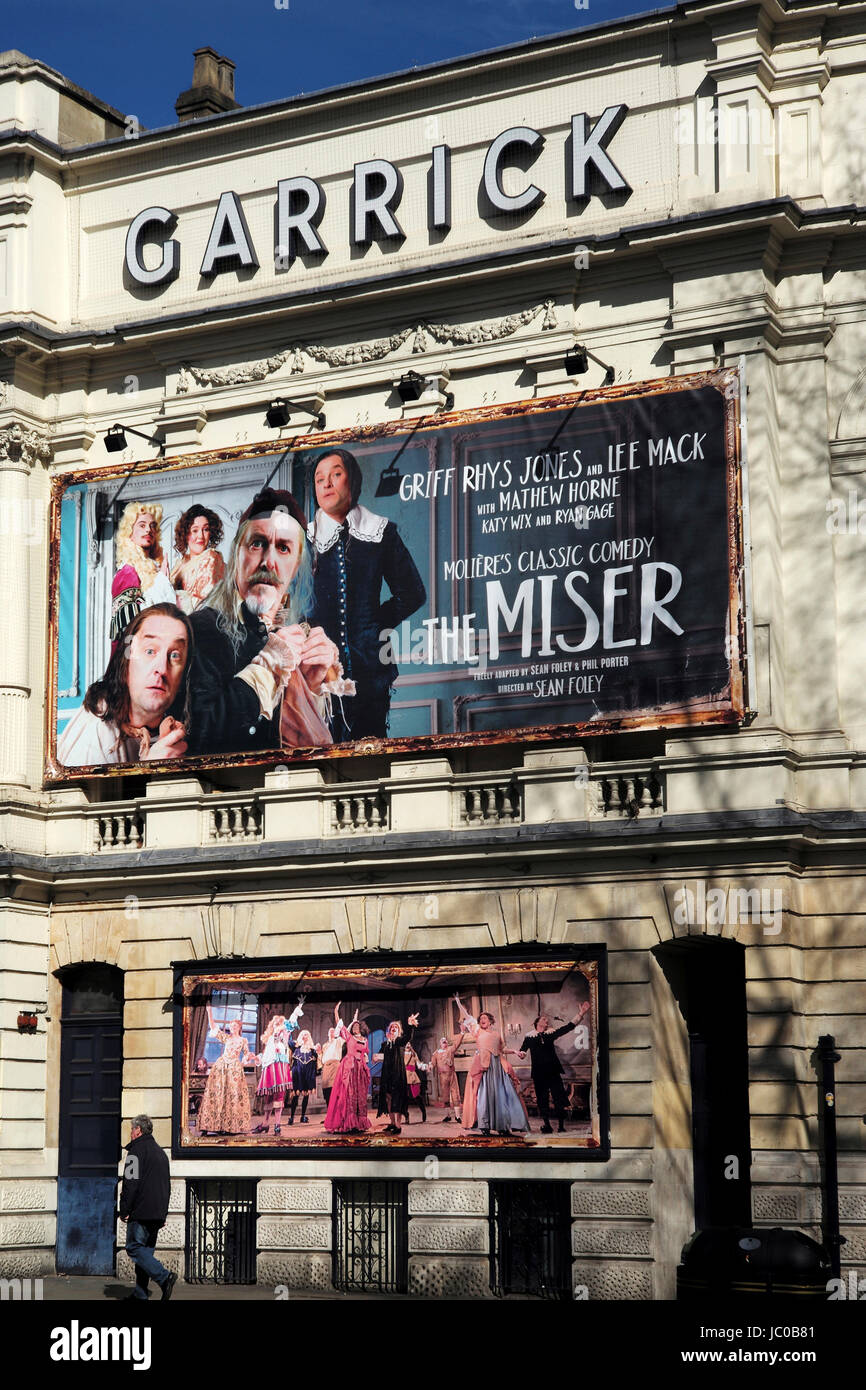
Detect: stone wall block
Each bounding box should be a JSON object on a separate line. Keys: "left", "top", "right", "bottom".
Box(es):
{"left": 256, "top": 1216, "right": 331, "bottom": 1250}
{"left": 408, "top": 1218, "right": 489, "bottom": 1254}
{"left": 571, "top": 1221, "right": 652, "bottom": 1256}
{"left": 0, "top": 1182, "right": 55, "bottom": 1213}
{"left": 256, "top": 1180, "right": 331, "bottom": 1213}
{"left": 572, "top": 1259, "right": 653, "bottom": 1300}
{"left": 571, "top": 1184, "right": 651, "bottom": 1218}
{"left": 256, "top": 1251, "right": 332, "bottom": 1292}
{"left": 408, "top": 1255, "right": 492, "bottom": 1298}
{"left": 407, "top": 1180, "right": 487, "bottom": 1215}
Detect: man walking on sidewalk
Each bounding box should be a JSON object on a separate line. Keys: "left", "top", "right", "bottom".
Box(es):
{"left": 119, "top": 1115, "right": 177, "bottom": 1301}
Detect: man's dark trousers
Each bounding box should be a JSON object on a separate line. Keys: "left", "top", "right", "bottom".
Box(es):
{"left": 126, "top": 1219, "right": 170, "bottom": 1300}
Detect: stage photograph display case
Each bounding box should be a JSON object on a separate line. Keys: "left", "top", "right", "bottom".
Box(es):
{"left": 172, "top": 947, "right": 608, "bottom": 1159}
{"left": 46, "top": 368, "right": 749, "bottom": 779}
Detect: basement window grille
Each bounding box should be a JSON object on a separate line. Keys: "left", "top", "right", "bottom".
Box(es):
{"left": 185, "top": 1179, "right": 257, "bottom": 1284}
{"left": 490, "top": 1180, "right": 572, "bottom": 1299}
{"left": 332, "top": 1179, "right": 408, "bottom": 1295}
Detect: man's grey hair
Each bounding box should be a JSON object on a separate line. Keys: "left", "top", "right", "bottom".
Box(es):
{"left": 202, "top": 514, "right": 314, "bottom": 656}
{"left": 132, "top": 1115, "right": 153, "bottom": 1136}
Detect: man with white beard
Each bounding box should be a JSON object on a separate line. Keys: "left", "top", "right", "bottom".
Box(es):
{"left": 186, "top": 488, "right": 342, "bottom": 755}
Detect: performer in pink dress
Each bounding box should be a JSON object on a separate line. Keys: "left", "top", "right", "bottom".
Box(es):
{"left": 323, "top": 1001, "right": 371, "bottom": 1134}
{"left": 111, "top": 503, "right": 177, "bottom": 654}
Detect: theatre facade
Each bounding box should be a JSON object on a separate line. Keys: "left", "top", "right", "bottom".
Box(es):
{"left": 1, "top": 0, "right": 865, "bottom": 1298}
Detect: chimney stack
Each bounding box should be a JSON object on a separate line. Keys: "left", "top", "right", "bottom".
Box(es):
{"left": 175, "top": 47, "right": 239, "bottom": 122}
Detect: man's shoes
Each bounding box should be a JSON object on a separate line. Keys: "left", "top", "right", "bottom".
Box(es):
{"left": 124, "top": 1290, "right": 150, "bottom": 1300}
{"left": 161, "top": 1272, "right": 178, "bottom": 1301}
{"left": 540, "top": 1122, "right": 553, "bottom": 1134}
{"left": 300, "top": 1115, "right": 309, "bottom": 1123}
{"left": 274, "top": 1125, "right": 281, "bottom": 1134}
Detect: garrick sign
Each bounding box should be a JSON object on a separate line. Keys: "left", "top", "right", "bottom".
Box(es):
{"left": 123, "top": 106, "right": 630, "bottom": 286}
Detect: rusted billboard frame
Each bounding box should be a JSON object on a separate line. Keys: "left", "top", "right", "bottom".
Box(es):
{"left": 44, "top": 367, "right": 751, "bottom": 783}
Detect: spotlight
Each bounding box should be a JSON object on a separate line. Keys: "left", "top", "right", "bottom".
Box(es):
{"left": 396, "top": 371, "right": 425, "bottom": 404}
{"left": 564, "top": 344, "right": 615, "bottom": 386}
{"left": 266, "top": 399, "right": 291, "bottom": 428}
{"left": 375, "top": 461, "right": 403, "bottom": 498}
{"left": 104, "top": 425, "right": 127, "bottom": 453}
{"left": 102, "top": 422, "right": 164, "bottom": 455}
{"left": 564, "top": 346, "right": 589, "bottom": 376}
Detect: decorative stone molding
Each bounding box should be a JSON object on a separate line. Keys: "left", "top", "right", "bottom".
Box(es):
{"left": 256, "top": 1180, "right": 331, "bottom": 1214}
{"left": 572, "top": 1259, "right": 653, "bottom": 1300}
{"left": 571, "top": 1184, "right": 651, "bottom": 1218}
{"left": 176, "top": 301, "right": 557, "bottom": 391}
{"left": 257, "top": 1251, "right": 332, "bottom": 1291}
{"left": 0, "top": 1182, "right": 55, "bottom": 1213}
{"left": 408, "top": 1218, "right": 489, "bottom": 1254}
{"left": 0, "top": 422, "right": 52, "bottom": 471}
{"left": 0, "top": 1214, "right": 56, "bottom": 1246}
{"left": 753, "top": 1189, "right": 799, "bottom": 1222}
{"left": 840, "top": 1191, "right": 866, "bottom": 1223}
{"left": 408, "top": 1255, "right": 492, "bottom": 1299}
{"left": 0, "top": 1251, "right": 53, "bottom": 1278}
{"left": 256, "top": 1217, "right": 331, "bottom": 1250}
{"left": 571, "top": 1222, "right": 652, "bottom": 1256}
{"left": 408, "top": 1181, "right": 488, "bottom": 1216}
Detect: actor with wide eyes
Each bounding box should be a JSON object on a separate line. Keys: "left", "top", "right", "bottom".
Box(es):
{"left": 186, "top": 487, "right": 344, "bottom": 755}
{"left": 57, "top": 603, "right": 192, "bottom": 766}
{"left": 171, "top": 504, "right": 226, "bottom": 614}
{"left": 307, "top": 448, "right": 426, "bottom": 743}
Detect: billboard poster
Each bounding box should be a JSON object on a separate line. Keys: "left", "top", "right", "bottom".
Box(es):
{"left": 173, "top": 949, "right": 607, "bottom": 1157}
{"left": 46, "top": 368, "right": 747, "bottom": 778}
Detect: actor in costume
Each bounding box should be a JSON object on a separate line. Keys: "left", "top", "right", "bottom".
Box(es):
{"left": 187, "top": 487, "right": 346, "bottom": 756}
{"left": 321, "top": 1016, "right": 345, "bottom": 1108}
{"left": 403, "top": 1039, "right": 428, "bottom": 1125}
{"left": 58, "top": 603, "right": 191, "bottom": 766}
{"left": 454, "top": 995, "right": 526, "bottom": 1135}
{"left": 431, "top": 1034, "right": 463, "bottom": 1123}
{"left": 171, "top": 504, "right": 226, "bottom": 614}
{"left": 307, "top": 449, "right": 426, "bottom": 742}
{"left": 288, "top": 1029, "right": 317, "bottom": 1125}
{"left": 323, "top": 1002, "right": 371, "bottom": 1134}
{"left": 253, "top": 998, "right": 304, "bottom": 1136}
{"left": 518, "top": 1002, "right": 590, "bottom": 1133}
{"left": 374, "top": 1014, "right": 419, "bottom": 1134}
{"left": 197, "top": 1008, "right": 256, "bottom": 1136}
{"left": 111, "top": 502, "right": 177, "bottom": 651}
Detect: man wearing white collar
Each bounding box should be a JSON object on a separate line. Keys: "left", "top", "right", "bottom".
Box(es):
{"left": 308, "top": 448, "right": 426, "bottom": 742}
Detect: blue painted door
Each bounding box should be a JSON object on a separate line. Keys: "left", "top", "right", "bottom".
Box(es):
{"left": 57, "top": 998, "right": 122, "bottom": 1275}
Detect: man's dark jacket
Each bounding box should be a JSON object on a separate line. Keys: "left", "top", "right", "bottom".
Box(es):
{"left": 186, "top": 605, "right": 279, "bottom": 755}
{"left": 119, "top": 1133, "right": 171, "bottom": 1225}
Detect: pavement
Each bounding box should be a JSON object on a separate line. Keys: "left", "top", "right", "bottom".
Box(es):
{"left": 39, "top": 1275, "right": 414, "bottom": 1301}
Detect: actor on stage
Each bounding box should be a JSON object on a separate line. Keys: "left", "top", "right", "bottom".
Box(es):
{"left": 186, "top": 487, "right": 345, "bottom": 756}
{"left": 253, "top": 997, "right": 304, "bottom": 1136}
{"left": 58, "top": 603, "right": 191, "bottom": 767}
{"left": 197, "top": 1007, "right": 256, "bottom": 1136}
{"left": 430, "top": 1034, "right": 463, "bottom": 1123}
{"left": 403, "top": 1038, "right": 428, "bottom": 1125}
{"left": 374, "top": 1014, "right": 419, "bottom": 1134}
{"left": 323, "top": 1003, "right": 371, "bottom": 1134}
{"left": 307, "top": 449, "right": 426, "bottom": 742}
{"left": 111, "top": 502, "right": 177, "bottom": 651}
{"left": 171, "top": 504, "right": 226, "bottom": 613}
{"left": 320, "top": 1014, "right": 345, "bottom": 1109}
{"left": 454, "top": 995, "right": 526, "bottom": 1135}
{"left": 288, "top": 1029, "right": 317, "bottom": 1125}
{"left": 518, "top": 1002, "right": 590, "bottom": 1133}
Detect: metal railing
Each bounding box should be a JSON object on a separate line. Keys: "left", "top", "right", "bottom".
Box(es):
{"left": 332, "top": 1179, "right": 408, "bottom": 1294}
{"left": 185, "top": 1178, "right": 257, "bottom": 1284}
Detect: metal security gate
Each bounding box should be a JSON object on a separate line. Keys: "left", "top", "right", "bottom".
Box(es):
{"left": 490, "top": 1181, "right": 572, "bottom": 1299}
{"left": 333, "top": 1180, "right": 408, "bottom": 1294}
{"left": 186, "top": 1180, "right": 257, "bottom": 1283}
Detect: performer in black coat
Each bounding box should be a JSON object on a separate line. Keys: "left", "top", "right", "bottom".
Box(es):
{"left": 186, "top": 488, "right": 341, "bottom": 756}
{"left": 307, "top": 449, "right": 426, "bottom": 743}
{"left": 375, "top": 1013, "right": 420, "bottom": 1134}
{"left": 518, "top": 1002, "right": 590, "bottom": 1133}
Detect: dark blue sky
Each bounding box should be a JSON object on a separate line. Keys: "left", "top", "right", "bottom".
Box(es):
{"left": 6, "top": 0, "right": 666, "bottom": 131}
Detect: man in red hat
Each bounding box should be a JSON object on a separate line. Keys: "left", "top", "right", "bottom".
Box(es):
{"left": 185, "top": 488, "right": 342, "bottom": 755}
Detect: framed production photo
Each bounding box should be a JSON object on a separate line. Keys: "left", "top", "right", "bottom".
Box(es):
{"left": 172, "top": 946, "right": 609, "bottom": 1160}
